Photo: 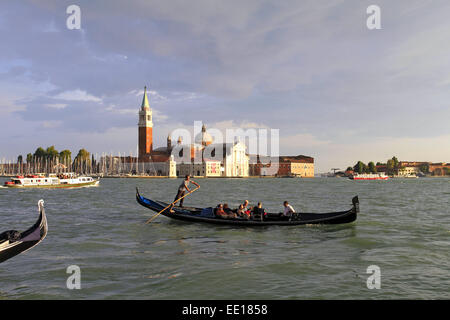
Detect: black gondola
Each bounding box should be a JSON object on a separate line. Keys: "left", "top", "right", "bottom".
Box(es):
{"left": 0, "top": 200, "right": 48, "bottom": 264}
{"left": 136, "top": 188, "right": 359, "bottom": 226}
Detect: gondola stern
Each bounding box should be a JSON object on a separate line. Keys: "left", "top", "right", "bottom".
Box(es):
{"left": 352, "top": 196, "right": 360, "bottom": 213}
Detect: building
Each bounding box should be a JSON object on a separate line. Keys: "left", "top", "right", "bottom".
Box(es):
{"left": 134, "top": 87, "right": 249, "bottom": 177}
{"left": 177, "top": 160, "right": 222, "bottom": 177}
{"left": 397, "top": 166, "right": 420, "bottom": 177}
{"left": 175, "top": 127, "right": 250, "bottom": 177}
{"left": 138, "top": 86, "right": 153, "bottom": 161}
{"left": 249, "top": 155, "right": 314, "bottom": 177}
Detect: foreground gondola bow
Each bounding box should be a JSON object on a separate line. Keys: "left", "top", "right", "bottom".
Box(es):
{"left": 136, "top": 188, "right": 359, "bottom": 226}
{"left": 0, "top": 200, "right": 48, "bottom": 263}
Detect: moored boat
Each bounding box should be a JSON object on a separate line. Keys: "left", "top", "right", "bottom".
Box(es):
{"left": 349, "top": 173, "right": 389, "bottom": 180}
{"left": 136, "top": 188, "right": 359, "bottom": 226}
{"left": 3, "top": 172, "right": 100, "bottom": 188}
{"left": 0, "top": 200, "right": 48, "bottom": 263}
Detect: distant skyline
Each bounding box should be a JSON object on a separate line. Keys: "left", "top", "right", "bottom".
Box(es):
{"left": 1, "top": 0, "right": 450, "bottom": 172}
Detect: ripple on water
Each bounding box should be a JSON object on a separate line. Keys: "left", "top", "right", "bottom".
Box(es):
{"left": 0, "top": 177, "right": 449, "bottom": 299}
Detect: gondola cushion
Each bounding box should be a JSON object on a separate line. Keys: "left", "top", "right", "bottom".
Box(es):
{"left": 199, "top": 208, "right": 215, "bottom": 217}
{"left": 0, "top": 230, "right": 21, "bottom": 243}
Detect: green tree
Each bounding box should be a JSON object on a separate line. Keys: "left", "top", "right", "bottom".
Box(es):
{"left": 73, "top": 149, "right": 91, "bottom": 172}
{"left": 353, "top": 161, "right": 366, "bottom": 174}
{"left": 368, "top": 161, "right": 377, "bottom": 173}
{"left": 26, "top": 153, "right": 33, "bottom": 163}
{"left": 34, "top": 147, "right": 46, "bottom": 159}
{"left": 386, "top": 159, "right": 394, "bottom": 174}
{"left": 59, "top": 150, "right": 72, "bottom": 165}
{"left": 46, "top": 146, "right": 59, "bottom": 159}
{"left": 74, "top": 149, "right": 90, "bottom": 162}
{"left": 346, "top": 166, "right": 353, "bottom": 172}
{"left": 392, "top": 156, "right": 399, "bottom": 170}
{"left": 17, "top": 155, "right": 23, "bottom": 164}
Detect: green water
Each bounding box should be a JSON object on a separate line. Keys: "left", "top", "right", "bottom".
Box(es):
{"left": 0, "top": 177, "right": 448, "bottom": 299}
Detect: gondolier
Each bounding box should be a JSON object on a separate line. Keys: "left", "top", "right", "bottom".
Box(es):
{"left": 169, "top": 175, "right": 200, "bottom": 213}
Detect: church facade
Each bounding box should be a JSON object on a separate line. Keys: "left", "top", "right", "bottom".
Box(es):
{"left": 137, "top": 87, "right": 249, "bottom": 177}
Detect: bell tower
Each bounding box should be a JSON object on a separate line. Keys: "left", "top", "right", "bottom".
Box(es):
{"left": 138, "top": 86, "right": 153, "bottom": 159}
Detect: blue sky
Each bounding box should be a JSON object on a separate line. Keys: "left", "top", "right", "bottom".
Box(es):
{"left": 1, "top": 0, "right": 450, "bottom": 172}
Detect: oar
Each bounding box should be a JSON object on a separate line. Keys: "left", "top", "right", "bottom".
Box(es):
{"left": 144, "top": 185, "right": 200, "bottom": 224}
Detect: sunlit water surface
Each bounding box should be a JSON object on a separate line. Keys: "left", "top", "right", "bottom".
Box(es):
{"left": 0, "top": 177, "right": 448, "bottom": 299}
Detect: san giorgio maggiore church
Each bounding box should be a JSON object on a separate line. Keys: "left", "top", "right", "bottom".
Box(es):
{"left": 135, "top": 87, "right": 249, "bottom": 177}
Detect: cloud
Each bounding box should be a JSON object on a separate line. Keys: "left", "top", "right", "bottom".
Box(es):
{"left": 53, "top": 89, "right": 102, "bottom": 102}
{"left": 1, "top": 0, "right": 450, "bottom": 170}
{"left": 44, "top": 103, "right": 67, "bottom": 109}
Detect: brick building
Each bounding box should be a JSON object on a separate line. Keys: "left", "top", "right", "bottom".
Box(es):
{"left": 250, "top": 155, "right": 314, "bottom": 177}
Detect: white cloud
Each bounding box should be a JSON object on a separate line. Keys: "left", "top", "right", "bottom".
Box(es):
{"left": 43, "top": 103, "right": 67, "bottom": 109}
{"left": 42, "top": 120, "right": 62, "bottom": 128}
{"left": 53, "top": 89, "right": 102, "bottom": 102}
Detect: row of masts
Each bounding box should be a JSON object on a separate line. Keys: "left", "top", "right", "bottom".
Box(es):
{"left": 0, "top": 152, "right": 162, "bottom": 176}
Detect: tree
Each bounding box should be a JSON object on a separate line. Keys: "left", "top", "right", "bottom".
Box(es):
{"left": 73, "top": 149, "right": 91, "bottom": 173}
{"left": 346, "top": 166, "right": 353, "bottom": 172}
{"left": 353, "top": 161, "right": 366, "bottom": 174}
{"left": 46, "top": 146, "right": 59, "bottom": 159}
{"left": 74, "top": 149, "right": 90, "bottom": 162}
{"left": 17, "top": 155, "right": 23, "bottom": 164}
{"left": 59, "top": 150, "right": 72, "bottom": 165}
{"left": 26, "top": 153, "right": 33, "bottom": 163}
{"left": 368, "top": 161, "right": 377, "bottom": 173}
{"left": 392, "top": 156, "right": 399, "bottom": 170}
{"left": 34, "top": 147, "right": 46, "bottom": 159}
{"left": 386, "top": 159, "right": 395, "bottom": 174}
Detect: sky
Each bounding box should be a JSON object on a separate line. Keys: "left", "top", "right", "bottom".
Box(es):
{"left": 1, "top": 0, "right": 450, "bottom": 172}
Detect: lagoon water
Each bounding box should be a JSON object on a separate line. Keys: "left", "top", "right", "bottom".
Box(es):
{"left": 0, "top": 177, "right": 448, "bottom": 299}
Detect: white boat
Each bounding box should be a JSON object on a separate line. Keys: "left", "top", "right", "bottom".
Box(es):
{"left": 349, "top": 173, "right": 389, "bottom": 180}
{"left": 3, "top": 173, "right": 100, "bottom": 188}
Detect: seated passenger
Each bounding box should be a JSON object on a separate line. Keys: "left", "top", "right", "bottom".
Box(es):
{"left": 252, "top": 202, "right": 266, "bottom": 221}
{"left": 236, "top": 204, "right": 245, "bottom": 217}
{"left": 223, "top": 203, "right": 237, "bottom": 218}
{"left": 215, "top": 204, "right": 228, "bottom": 218}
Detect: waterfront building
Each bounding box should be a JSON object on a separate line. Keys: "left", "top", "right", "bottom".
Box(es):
{"left": 133, "top": 88, "right": 249, "bottom": 177}
{"left": 249, "top": 155, "right": 315, "bottom": 177}
{"left": 177, "top": 160, "right": 222, "bottom": 177}
{"left": 397, "top": 166, "right": 420, "bottom": 177}
{"left": 138, "top": 87, "right": 153, "bottom": 161}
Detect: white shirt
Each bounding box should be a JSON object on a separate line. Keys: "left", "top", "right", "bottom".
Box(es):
{"left": 284, "top": 204, "right": 295, "bottom": 216}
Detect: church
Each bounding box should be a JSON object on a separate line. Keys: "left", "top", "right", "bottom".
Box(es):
{"left": 137, "top": 87, "right": 249, "bottom": 177}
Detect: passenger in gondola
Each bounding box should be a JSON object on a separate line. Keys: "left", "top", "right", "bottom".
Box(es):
{"left": 215, "top": 204, "right": 228, "bottom": 218}
{"left": 283, "top": 201, "right": 296, "bottom": 219}
{"left": 223, "top": 203, "right": 237, "bottom": 218}
{"left": 252, "top": 202, "right": 266, "bottom": 221}
{"left": 170, "top": 174, "right": 199, "bottom": 213}
{"left": 236, "top": 204, "right": 245, "bottom": 217}
{"left": 242, "top": 200, "right": 250, "bottom": 211}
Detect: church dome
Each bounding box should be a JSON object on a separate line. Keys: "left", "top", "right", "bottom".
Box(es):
{"left": 195, "top": 124, "right": 213, "bottom": 146}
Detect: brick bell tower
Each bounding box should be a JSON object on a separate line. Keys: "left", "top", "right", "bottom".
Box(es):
{"left": 138, "top": 86, "right": 153, "bottom": 160}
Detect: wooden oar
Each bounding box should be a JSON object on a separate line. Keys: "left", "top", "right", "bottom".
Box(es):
{"left": 144, "top": 185, "right": 200, "bottom": 224}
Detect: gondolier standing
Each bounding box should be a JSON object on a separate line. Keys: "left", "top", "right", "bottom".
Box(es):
{"left": 169, "top": 175, "right": 200, "bottom": 213}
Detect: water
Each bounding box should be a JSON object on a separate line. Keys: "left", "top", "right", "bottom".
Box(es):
{"left": 0, "top": 177, "right": 448, "bottom": 299}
